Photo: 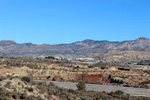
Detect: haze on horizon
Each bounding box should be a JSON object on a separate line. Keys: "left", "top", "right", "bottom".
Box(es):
{"left": 0, "top": 0, "right": 150, "bottom": 44}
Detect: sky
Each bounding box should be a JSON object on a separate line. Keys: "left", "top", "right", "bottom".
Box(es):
{"left": 0, "top": 0, "right": 150, "bottom": 44}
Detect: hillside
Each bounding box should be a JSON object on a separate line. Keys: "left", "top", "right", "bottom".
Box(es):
{"left": 93, "top": 50, "right": 150, "bottom": 63}
{"left": 0, "top": 36, "right": 150, "bottom": 56}
{"left": 1, "top": 56, "right": 150, "bottom": 89}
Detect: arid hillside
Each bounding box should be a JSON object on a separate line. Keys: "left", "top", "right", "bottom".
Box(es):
{"left": 92, "top": 50, "right": 150, "bottom": 63}
{"left": 1, "top": 56, "right": 150, "bottom": 89}
{"left": 1, "top": 77, "right": 149, "bottom": 100}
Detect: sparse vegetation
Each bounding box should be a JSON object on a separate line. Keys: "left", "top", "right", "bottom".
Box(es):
{"left": 0, "top": 78, "right": 150, "bottom": 100}
{"left": 45, "top": 56, "right": 55, "bottom": 59}
{"left": 21, "top": 76, "right": 31, "bottom": 82}
{"left": 114, "top": 90, "right": 124, "bottom": 95}
{"left": 0, "top": 56, "right": 150, "bottom": 99}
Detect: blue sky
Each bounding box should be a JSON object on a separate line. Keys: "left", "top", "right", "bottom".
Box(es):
{"left": 0, "top": 0, "right": 150, "bottom": 44}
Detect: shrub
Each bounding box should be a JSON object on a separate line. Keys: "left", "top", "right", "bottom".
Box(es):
{"left": 21, "top": 77, "right": 31, "bottom": 83}
{"left": 75, "top": 66, "right": 80, "bottom": 69}
{"left": 0, "top": 77, "right": 6, "bottom": 81}
{"left": 28, "top": 88, "right": 33, "bottom": 92}
{"left": 45, "top": 56, "right": 55, "bottom": 59}
{"left": 76, "top": 81, "right": 86, "bottom": 91}
{"left": 114, "top": 90, "right": 124, "bottom": 95}
{"left": 4, "top": 82, "right": 11, "bottom": 88}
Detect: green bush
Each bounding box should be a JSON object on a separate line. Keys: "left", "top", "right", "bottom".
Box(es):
{"left": 21, "top": 77, "right": 31, "bottom": 83}
{"left": 76, "top": 81, "right": 86, "bottom": 91}
{"left": 45, "top": 56, "right": 55, "bottom": 59}
{"left": 114, "top": 90, "right": 124, "bottom": 95}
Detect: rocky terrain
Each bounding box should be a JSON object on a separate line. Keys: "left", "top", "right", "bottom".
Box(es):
{"left": 1, "top": 36, "right": 150, "bottom": 56}
{"left": 1, "top": 56, "right": 150, "bottom": 99}
{"left": 0, "top": 56, "right": 150, "bottom": 89}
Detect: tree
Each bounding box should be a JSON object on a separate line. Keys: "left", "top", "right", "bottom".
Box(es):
{"left": 76, "top": 81, "right": 86, "bottom": 91}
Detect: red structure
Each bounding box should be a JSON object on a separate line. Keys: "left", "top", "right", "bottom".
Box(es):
{"left": 76, "top": 73, "right": 110, "bottom": 83}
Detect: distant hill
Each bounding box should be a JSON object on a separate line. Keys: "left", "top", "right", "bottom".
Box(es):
{"left": 94, "top": 50, "right": 150, "bottom": 63}
{"left": 0, "top": 36, "right": 150, "bottom": 56}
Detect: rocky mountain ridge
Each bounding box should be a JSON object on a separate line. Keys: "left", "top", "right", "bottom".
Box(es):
{"left": 0, "top": 36, "right": 150, "bottom": 56}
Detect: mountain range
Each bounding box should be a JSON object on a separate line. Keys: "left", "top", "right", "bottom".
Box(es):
{"left": 0, "top": 36, "right": 150, "bottom": 56}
